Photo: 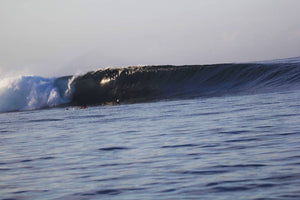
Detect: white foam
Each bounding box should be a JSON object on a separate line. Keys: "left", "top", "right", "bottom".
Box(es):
{"left": 0, "top": 76, "right": 71, "bottom": 112}
{"left": 65, "top": 75, "right": 77, "bottom": 97}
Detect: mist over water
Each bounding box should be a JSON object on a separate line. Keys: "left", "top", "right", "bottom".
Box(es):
{"left": 1, "top": 1, "right": 300, "bottom": 77}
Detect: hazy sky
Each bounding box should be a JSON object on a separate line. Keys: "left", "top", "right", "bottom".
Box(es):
{"left": 1, "top": 0, "right": 300, "bottom": 77}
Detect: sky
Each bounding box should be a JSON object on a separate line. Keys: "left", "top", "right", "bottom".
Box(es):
{"left": 0, "top": 0, "right": 300, "bottom": 77}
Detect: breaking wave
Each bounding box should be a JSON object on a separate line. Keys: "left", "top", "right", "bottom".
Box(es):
{"left": 70, "top": 58, "right": 300, "bottom": 106}
{"left": 0, "top": 76, "right": 72, "bottom": 112}
{"left": 1, "top": 57, "right": 300, "bottom": 112}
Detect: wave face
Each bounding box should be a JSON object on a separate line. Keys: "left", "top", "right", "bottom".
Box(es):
{"left": 0, "top": 76, "right": 72, "bottom": 112}
{"left": 1, "top": 57, "right": 300, "bottom": 112}
{"left": 70, "top": 59, "right": 300, "bottom": 106}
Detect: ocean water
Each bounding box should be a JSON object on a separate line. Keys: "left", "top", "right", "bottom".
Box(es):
{"left": 1, "top": 89, "right": 300, "bottom": 200}
{"left": 1, "top": 58, "right": 300, "bottom": 199}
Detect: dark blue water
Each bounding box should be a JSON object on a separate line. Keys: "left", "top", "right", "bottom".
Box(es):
{"left": 1, "top": 88, "right": 300, "bottom": 199}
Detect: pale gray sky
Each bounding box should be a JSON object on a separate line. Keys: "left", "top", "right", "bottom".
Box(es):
{"left": 0, "top": 0, "right": 300, "bottom": 77}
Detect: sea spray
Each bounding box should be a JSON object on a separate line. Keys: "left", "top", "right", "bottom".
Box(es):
{"left": 0, "top": 76, "right": 72, "bottom": 112}
{"left": 65, "top": 75, "right": 77, "bottom": 98}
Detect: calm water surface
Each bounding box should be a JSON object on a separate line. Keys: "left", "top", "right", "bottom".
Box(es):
{"left": 1, "top": 90, "right": 300, "bottom": 200}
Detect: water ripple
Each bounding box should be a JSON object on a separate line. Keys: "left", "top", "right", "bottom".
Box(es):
{"left": 98, "top": 147, "right": 130, "bottom": 151}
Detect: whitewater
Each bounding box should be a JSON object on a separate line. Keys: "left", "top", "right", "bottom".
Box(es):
{"left": 0, "top": 76, "right": 72, "bottom": 113}
{"left": 1, "top": 57, "right": 300, "bottom": 199}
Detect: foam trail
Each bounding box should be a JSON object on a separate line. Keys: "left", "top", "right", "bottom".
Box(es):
{"left": 0, "top": 76, "right": 71, "bottom": 113}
